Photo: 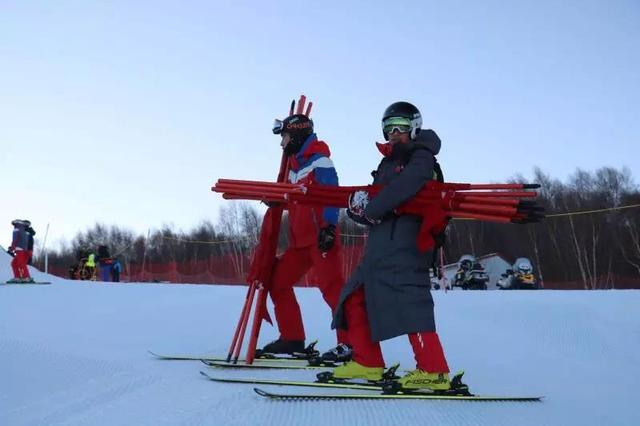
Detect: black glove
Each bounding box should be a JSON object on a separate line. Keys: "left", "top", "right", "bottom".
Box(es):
{"left": 318, "top": 224, "right": 337, "bottom": 252}
{"left": 7, "top": 247, "right": 15, "bottom": 257}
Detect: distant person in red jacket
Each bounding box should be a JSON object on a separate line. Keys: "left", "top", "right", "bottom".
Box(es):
{"left": 7, "top": 219, "right": 34, "bottom": 283}
{"left": 256, "top": 111, "right": 351, "bottom": 363}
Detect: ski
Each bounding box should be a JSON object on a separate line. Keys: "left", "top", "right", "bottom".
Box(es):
{"left": 1, "top": 281, "right": 51, "bottom": 285}
{"left": 149, "top": 341, "right": 322, "bottom": 363}
{"left": 148, "top": 350, "right": 300, "bottom": 363}
{"left": 254, "top": 340, "right": 321, "bottom": 361}
{"left": 200, "top": 371, "right": 381, "bottom": 390}
{"left": 201, "top": 359, "right": 331, "bottom": 370}
{"left": 253, "top": 388, "right": 542, "bottom": 402}
{"left": 200, "top": 364, "right": 399, "bottom": 390}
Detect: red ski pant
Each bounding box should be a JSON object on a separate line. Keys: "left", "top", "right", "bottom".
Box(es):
{"left": 11, "top": 250, "right": 31, "bottom": 279}
{"left": 344, "top": 287, "right": 449, "bottom": 373}
{"left": 269, "top": 243, "right": 348, "bottom": 345}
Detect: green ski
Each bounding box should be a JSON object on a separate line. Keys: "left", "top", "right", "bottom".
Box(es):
{"left": 200, "top": 371, "right": 381, "bottom": 390}
{"left": 253, "top": 387, "right": 542, "bottom": 402}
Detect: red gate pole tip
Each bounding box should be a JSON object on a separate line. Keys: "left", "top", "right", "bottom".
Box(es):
{"left": 296, "top": 95, "right": 306, "bottom": 114}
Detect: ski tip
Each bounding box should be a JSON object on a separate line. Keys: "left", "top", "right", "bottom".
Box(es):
{"left": 254, "top": 387, "right": 271, "bottom": 397}
{"left": 199, "top": 371, "right": 212, "bottom": 380}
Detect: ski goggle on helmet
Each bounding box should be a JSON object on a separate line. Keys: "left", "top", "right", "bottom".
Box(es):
{"left": 272, "top": 119, "right": 285, "bottom": 134}
{"left": 272, "top": 114, "right": 313, "bottom": 136}
{"left": 382, "top": 117, "right": 413, "bottom": 135}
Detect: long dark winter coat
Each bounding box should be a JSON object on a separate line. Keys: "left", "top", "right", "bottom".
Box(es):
{"left": 333, "top": 129, "right": 441, "bottom": 342}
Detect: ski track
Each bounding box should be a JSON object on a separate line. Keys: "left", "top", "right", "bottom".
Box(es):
{"left": 1, "top": 338, "right": 161, "bottom": 426}
{"left": 1, "top": 253, "right": 639, "bottom": 426}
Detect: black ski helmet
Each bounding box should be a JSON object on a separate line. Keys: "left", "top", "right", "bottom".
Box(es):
{"left": 273, "top": 114, "right": 314, "bottom": 155}
{"left": 382, "top": 101, "right": 422, "bottom": 140}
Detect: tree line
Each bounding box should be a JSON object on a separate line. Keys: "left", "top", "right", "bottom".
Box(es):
{"left": 39, "top": 166, "right": 640, "bottom": 288}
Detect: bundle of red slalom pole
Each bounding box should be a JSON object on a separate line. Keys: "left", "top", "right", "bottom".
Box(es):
{"left": 213, "top": 179, "right": 545, "bottom": 225}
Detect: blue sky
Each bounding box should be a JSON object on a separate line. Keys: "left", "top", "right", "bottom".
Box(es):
{"left": 1, "top": 0, "right": 639, "bottom": 249}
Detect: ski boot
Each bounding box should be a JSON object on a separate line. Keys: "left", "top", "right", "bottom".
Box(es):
{"left": 322, "top": 343, "right": 353, "bottom": 363}
{"left": 383, "top": 370, "right": 471, "bottom": 395}
{"left": 308, "top": 343, "right": 352, "bottom": 367}
{"left": 254, "top": 338, "right": 306, "bottom": 358}
{"left": 23, "top": 277, "right": 35, "bottom": 283}
{"left": 329, "top": 361, "right": 384, "bottom": 382}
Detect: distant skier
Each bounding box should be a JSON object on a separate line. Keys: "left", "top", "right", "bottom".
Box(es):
{"left": 497, "top": 257, "right": 538, "bottom": 289}
{"left": 332, "top": 102, "right": 453, "bottom": 392}
{"left": 84, "top": 249, "right": 97, "bottom": 281}
{"left": 97, "top": 245, "right": 113, "bottom": 282}
{"left": 257, "top": 107, "right": 351, "bottom": 362}
{"left": 7, "top": 219, "right": 34, "bottom": 283}
{"left": 453, "top": 255, "right": 489, "bottom": 290}
{"left": 111, "top": 258, "right": 122, "bottom": 282}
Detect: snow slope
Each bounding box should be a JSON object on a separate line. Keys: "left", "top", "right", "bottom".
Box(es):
{"left": 1, "top": 250, "right": 638, "bottom": 426}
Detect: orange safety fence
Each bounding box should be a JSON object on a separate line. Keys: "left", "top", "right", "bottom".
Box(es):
{"left": 47, "top": 243, "right": 367, "bottom": 286}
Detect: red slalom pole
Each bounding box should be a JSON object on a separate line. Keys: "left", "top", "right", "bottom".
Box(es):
{"left": 450, "top": 210, "right": 513, "bottom": 223}
{"left": 244, "top": 147, "right": 291, "bottom": 364}
{"left": 246, "top": 284, "right": 268, "bottom": 364}
{"left": 296, "top": 95, "right": 306, "bottom": 114}
{"left": 227, "top": 281, "right": 256, "bottom": 363}
{"left": 453, "top": 202, "right": 518, "bottom": 216}
{"left": 455, "top": 196, "right": 522, "bottom": 206}
{"left": 215, "top": 179, "right": 300, "bottom": 190}
{"left": 231, "top": 282, "right": 257, "bottom": 363}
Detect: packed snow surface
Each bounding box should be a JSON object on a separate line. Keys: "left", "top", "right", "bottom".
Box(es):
{"left": 1, "top": 250, "right": 638, "bottom": 425}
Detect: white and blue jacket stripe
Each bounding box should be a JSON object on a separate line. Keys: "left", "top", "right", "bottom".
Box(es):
{"left": 288, "top": 134, "right": 340, "bottom": 226}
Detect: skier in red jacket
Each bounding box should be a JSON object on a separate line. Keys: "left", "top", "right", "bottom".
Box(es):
{"left": 7, "top": 219, "right": 34, "bottom": 283}
{"left": 257, "top": 112, "right": 351, "bottom": 363}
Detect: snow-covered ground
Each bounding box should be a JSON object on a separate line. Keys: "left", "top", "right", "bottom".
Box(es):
{"left": 1, "top": 249, "right": 638, "bottom": 426}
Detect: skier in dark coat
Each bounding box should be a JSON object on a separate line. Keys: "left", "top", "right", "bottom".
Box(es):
{"left": 331, "top": 102, "right": 452, "bottom": 391}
